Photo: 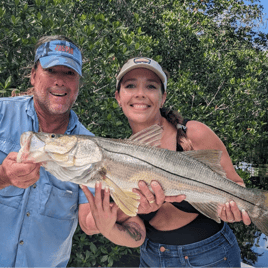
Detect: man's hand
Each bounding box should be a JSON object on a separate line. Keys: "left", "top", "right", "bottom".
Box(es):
{"left": 0, "top": 152, "right": 41, "bottom": 189}
{"left": 133, "top": 180, "right": 186, "bottom": 214}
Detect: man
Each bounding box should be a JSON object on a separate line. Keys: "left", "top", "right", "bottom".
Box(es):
{"left": 0, "top": 35, "right": 183, "bottom": 266}
{"left": 0, "top": 35, "right": 96, "bottom": 267}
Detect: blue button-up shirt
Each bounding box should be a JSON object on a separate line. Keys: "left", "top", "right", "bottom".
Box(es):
{"left": 0, "top": 96, "right": 94, "bottom": 267}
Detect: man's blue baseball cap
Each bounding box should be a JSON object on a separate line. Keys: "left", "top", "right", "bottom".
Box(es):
{"left": 34, "top": 40, "right": 82, "bottom": 76}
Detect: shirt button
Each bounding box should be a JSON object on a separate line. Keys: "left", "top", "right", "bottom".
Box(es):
{"left": 19, "top": 240, "right": 24, "bottom": 245}
{"left": 26, "top": 212, "right": 30, "bottom": 217}
{"left": 33, "top": 184, "right": 37, "bottom": 188}
{"left": 160, "top": 246, "right": 166, "bottom": 252}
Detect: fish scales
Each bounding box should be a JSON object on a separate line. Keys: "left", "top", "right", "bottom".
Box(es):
{"left": 96, "top": 137, "right": 257, "bottom": 204}
{"left": 96, "top": 139, "right": 261, "bottom": 222}
{"left": 92, "top": 147, "right": 264, "bottom": 224}
{"left": 17, "top": 127, "right": 268, "bottom": 235}
{"left": 103, "top": 147, "right": 253, "bottom": 204}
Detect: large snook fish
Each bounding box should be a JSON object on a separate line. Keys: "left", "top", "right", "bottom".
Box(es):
{"left": 17, "top": 125, "right": 268, "bottom": 235}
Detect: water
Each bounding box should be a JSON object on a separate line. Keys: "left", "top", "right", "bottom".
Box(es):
{"left": 251, "top": 233, "right": 268, "bottom": 267}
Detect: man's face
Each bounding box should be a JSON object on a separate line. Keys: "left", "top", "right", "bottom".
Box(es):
{"left": 31, "top": 63, "right": 80, "bottom": 116}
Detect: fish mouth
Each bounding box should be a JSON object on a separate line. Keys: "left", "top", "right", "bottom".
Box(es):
{"left": 34, "top": 132, "right": 49, "bottom": 142}
{"left": 26, "top": 132, "right": 46, "bottom": 151}
{"left": 17, "top": 132, "right": 48, "bottom": 163}
{"left": 17, "top": 132, "right": 34, "bottom": 163}
{"left": 20, "top": 131, "right": 33, "bottom": 147}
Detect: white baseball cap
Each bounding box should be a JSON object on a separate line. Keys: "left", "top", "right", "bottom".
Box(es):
{"left": 116, "top": 57, "right": 167, "bottom": 91}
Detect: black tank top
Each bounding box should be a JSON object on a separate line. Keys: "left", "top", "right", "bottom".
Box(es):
{"left": 138, "top": 119, "right": 223, "bottom": 245}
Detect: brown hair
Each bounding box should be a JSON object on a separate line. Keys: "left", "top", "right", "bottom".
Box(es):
{"left": 12, "top": 35, "right": 80, "bottom": 97}
{"left": 160, "top": 107, "right": 193, "bottom": 151}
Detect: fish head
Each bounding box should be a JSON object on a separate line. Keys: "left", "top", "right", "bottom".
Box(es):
{"left": 41, "top": 133, "right": 103, "bottom": 166}
{"left": 17, "top": 131, "right": 78, "bottom": 164}
{"left": 17, "top": 132, "right": 102, "bottom": 167}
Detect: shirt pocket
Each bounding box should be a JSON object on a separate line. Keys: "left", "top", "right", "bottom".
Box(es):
{"left": 0, "top": 186, "right": 25, "bottom": 209}
{"left": 39, "top": 184, "right": 79, "bottom": 220}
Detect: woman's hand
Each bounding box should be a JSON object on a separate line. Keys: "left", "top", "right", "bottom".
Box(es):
{"left": 133, "top": 180, "right": 186, "bottom": 214}
{"left": 220, "top": 201, "right": 251, "bottom": 225}
{"left": 81, "top": 182, "right": 146, "bottom": 247}
{"left": 81, "top": 182, "right": 118, "bottom": 238}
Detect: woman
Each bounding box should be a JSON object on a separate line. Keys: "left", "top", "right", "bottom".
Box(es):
{"left": 113, "top": 57, "right": 251, "bottom": 267}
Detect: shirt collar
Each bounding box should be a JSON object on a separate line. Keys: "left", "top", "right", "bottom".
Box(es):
{"left": 26, "top": 96, "right": 78, "bottom": 134}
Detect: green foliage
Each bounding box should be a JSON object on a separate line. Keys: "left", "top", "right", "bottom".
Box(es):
{"left": 68, "top": 226, "right": 139, "bottom": 267}
{"left": 1, "top": 0, "right": 268, "bottom": 265}
{"left": 229, "top": 169, "right": 265, "bottom": 265}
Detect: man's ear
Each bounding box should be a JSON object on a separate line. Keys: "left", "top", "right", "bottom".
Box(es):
{"left": 30, "top": 67, "right": 37, "bottom": 87}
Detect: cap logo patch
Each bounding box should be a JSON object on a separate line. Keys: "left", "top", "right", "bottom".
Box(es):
{"left": 134, "top": 58, "right": 151, "bottom": 64}
{"left": 55, "top": 45, "right": 74, "bottom": 54}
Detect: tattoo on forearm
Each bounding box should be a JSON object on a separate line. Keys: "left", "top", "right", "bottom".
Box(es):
{"left": 117, "top": 222, "right": 144, "bottom": 241}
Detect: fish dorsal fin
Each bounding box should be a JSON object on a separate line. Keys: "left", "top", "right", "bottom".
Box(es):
{"left": 182, "top": 150, "right": 226, "bottom": 177}
{"left": 103, "top": 174, "right": 140, "bottom": 217}
{"left": 128, "top": 124, "right": 163, "bottom": 147}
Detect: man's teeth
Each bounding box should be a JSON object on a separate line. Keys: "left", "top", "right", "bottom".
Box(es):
{"left": 51, "top": 93, "right": 67, "bottom": 96}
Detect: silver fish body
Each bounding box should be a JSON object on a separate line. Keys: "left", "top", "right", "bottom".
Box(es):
{"left": 17, "top": 127, "right": 268, "bottom": 235}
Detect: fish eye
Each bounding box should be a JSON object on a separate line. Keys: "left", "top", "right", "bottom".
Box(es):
{"left": 50, "top": 134, "right": 56, "bottom": 138}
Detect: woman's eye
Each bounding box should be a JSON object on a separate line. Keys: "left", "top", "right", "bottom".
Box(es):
{"left": 125, "top": 84, "right": 135, "bottom": 88}
{"left": 148, "top": 85, "right": 157, "bottom": 89}
{"left": 47, "top": 68, "right": 54, "bottom": 73}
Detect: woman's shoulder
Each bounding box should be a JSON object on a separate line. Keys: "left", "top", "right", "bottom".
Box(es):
{"left": 185, "top": 120, "right": 220, "bottom": 150}
{"left": 185, "top": 120, "right": 211, "bottom": 136}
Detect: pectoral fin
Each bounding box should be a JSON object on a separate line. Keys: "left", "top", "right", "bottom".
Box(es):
{"left": 104, "top": 175, "right": 140, "bottom": 216}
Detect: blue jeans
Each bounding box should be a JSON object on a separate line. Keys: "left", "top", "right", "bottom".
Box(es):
{"left": 140, "top": 223, "right": 241, "bottom": 267}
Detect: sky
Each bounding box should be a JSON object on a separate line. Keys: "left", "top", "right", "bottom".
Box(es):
{"left": 253, "top": 0, "right": 268, "bottom": 34}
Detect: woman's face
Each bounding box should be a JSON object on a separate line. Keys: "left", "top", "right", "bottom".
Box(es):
{"left": 115, "top": 68, "right": 166, "bottom": 126}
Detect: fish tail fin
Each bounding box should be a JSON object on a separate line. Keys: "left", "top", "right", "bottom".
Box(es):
{"left": 104, "top": 175, "right": 140, "bottom": 216}
{"left": 251, "top": 190, "right": 268, "bottom": 236}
